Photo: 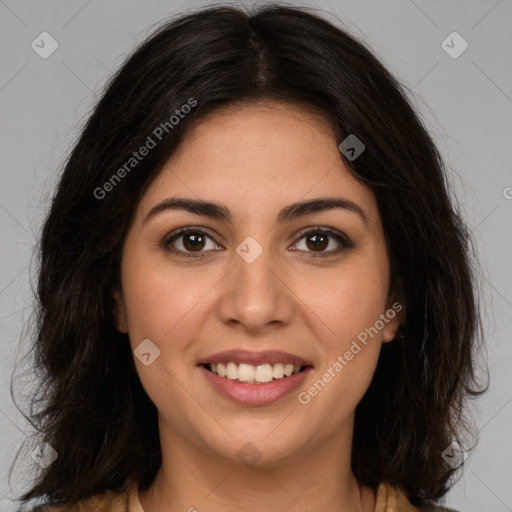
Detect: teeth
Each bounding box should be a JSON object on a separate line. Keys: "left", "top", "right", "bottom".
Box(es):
{"left": 238, "top": 363, "right": 255, "bottom": 382}
{"left": 255, "top": 363, "right": 273, "bottom": 383}
{"left": 207, "top": 362, "right": 304, "bottom": 383}
{"left": 273, "top": 363, "right": 284, "bottom": 379}
{"left": 226, "top": 362, "right": 238, "bottom": 380}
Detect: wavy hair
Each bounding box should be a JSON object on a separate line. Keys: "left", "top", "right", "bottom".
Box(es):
{"left": 11, "top": 3, "right": 487, "bottom": 509}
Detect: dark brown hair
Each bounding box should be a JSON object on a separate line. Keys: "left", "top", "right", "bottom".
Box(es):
{"left": 11, "top": 3, "right": 487, "bottom": 509}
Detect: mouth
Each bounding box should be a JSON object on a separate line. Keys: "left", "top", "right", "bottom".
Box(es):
{"left": 197, "top": 349, "right": 314, "bottom": 404}
{"left": 201, "top": 362, "right": 312, "bottom": 385}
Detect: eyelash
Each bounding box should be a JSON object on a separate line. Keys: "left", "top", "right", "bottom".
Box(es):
{"left": 162, "top": 226, "right": 355, "bottom": 259}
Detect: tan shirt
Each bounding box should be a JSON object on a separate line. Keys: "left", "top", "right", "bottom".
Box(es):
{"left": 34, "top": 479, "right": 453, "bottom": 512}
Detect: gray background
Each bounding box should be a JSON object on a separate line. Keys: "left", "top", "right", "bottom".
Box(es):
{"left": 1, "top": 0, "right": 511, "bottom": 510}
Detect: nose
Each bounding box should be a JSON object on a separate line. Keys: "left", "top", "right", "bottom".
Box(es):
{"left": 216, "top": 243, "right": 294, "bottom": 335}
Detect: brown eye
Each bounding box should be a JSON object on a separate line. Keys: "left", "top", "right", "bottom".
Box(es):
{"left": 305, "top": 232, "right": 329, "bottom": 252}
{"left": 163, "top": 228, "right": 222, "bottom": 258}
{"left": 293, "top": 228, "right": 354, "bottom": 257}
{"left": 182, "top": 232, "right": 206, "bottom": 252}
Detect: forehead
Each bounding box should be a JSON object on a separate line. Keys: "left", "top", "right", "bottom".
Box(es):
{"left": 137, "top": 100, "right": 382, "bottom": 233}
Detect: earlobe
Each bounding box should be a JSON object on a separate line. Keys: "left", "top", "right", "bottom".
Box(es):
{"left": 382, "top": 301, "right": 405, "bottom": 343}
{"left": 112, "top": 289, "right": 128, "bottom": 333}
{"left": 382, "top": 323, "right": 401, "bottom": 343}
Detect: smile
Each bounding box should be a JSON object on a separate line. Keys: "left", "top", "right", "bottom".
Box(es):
{"left": 198, "top": 349, "right": 313, "bottom": 405}
{"left": 204, "top": 362, "right": 307, "bottom": 384}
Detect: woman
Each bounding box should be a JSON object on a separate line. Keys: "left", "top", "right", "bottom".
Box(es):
{"left": 12, "top": 4, "right": 486, "bottom": 511}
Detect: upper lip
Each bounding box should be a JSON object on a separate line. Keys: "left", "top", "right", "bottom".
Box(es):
{"left": 198, "top": 349, "right": 313, "bottom": 367}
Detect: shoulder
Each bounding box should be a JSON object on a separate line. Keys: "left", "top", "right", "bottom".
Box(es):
{"left": 21, "top": 485, "right": 128, "bottom": 512}
{"left": 379, "top": 482, "right": 461, "bottom": 512}
{"left": 418, "top": 507, "right": 461, "bottom": 512}
{"left": 417, "top": 507, "right": 461, "bottom": 512}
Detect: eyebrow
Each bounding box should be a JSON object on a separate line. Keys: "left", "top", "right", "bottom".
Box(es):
{"left": 144, "top": 196, "right": 369, "bottom": 228}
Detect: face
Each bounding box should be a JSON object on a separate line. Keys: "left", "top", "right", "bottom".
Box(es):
{"left": 113, "top": 100, "right": 402, "bottom": 467}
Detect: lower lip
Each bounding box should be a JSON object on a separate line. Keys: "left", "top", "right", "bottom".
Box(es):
{"left": 199, "top": 365, "right": 312, "bottom": 405}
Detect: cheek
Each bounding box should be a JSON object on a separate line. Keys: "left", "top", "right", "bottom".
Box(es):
{"left": 120, "top": 250, "right": 219, "bottom": 345}
{"left": 297, "top": 270, "right": 386, "bottom": 425}
{"left": 302, "top": 261, "right": 389, "bottom": 347}
{"left": 120, "top": 255, "right": 212, "bottom": 424}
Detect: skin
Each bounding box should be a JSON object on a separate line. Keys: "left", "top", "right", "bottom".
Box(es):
{"left": 113, "top": 100, "right": 403, "bottom": 512}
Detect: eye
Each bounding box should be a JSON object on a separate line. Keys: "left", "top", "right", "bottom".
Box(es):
{"left": 292, "top": 227, "right": 354, "bottom": 257}
{"left": 163, "top": 227, "right": 222, "bottom": 258}
{"left": 162, "top": 226, "right": 355, "bottom": 259}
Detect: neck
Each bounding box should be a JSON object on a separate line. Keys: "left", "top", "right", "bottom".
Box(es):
{"left": 138, "top": 416, "right": 375, "bottom": 512}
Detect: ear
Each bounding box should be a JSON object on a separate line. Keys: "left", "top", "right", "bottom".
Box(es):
{"left": 112, "top": 288, "right": 128, "bottom": 333}
{"left": 381, "top": 300, "right": 404, "bottom": 343}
